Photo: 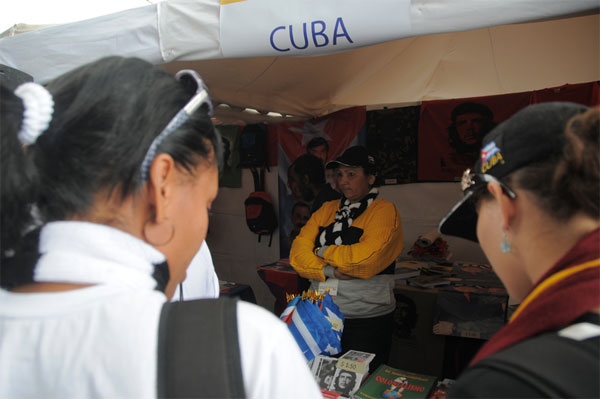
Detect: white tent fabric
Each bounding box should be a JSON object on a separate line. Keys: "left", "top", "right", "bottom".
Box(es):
{"left": 161, "top": 11, "right": 600, "bottom": 123}
{"left": 0, "top": 5, "right": 163, "bottom": 83}
{"left": 0, "top": 0, "right": 598, "bottom": 122}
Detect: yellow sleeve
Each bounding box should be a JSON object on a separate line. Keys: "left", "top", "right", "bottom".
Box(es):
{"left": 289, "top": 201, "right": 338, "bottom": 282}
{"left": 322, "top": 200, "right": 404, "bottom": 279}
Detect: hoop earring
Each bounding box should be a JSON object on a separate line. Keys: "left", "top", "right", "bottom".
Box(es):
{"left": 143, "top": 218, "right": 175, "bottom": 246}
{"left": 500, "top": 230, "right": 512, "bottom": 254}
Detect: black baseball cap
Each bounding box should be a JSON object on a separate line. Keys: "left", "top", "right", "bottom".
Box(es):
{"left": 438, "top": 102, "right": 589, "bottom": 242}
{"left": 325, "top": 145, "right": 377, "bottom": 175}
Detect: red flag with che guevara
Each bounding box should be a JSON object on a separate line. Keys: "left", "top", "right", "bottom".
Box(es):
{"left": 417, "top": 92, "right": 531, "bottom": 182}
{"left": 417, "top": 81, "right": 599, "bottom": 182}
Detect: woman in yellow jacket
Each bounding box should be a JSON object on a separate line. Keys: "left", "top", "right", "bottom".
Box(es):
{"left": 290, "top": 146, "right": 404, "bottom": 371}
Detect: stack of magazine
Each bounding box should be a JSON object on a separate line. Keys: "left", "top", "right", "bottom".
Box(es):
{"left": 310, "top": 350, "right": 375, "bottom": 398}
{"left": 394, "top": 260, "right": 425, "bottom": 285}
{"left": 406, "top": 264, "right": 454, "bottom": 289}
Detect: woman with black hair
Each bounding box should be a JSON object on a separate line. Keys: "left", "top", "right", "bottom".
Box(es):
{"left": 0, "top": 57, "right": 319, "bottom": 398}
{"left": 439, "top": 103, "right": 599, "bottom": 397}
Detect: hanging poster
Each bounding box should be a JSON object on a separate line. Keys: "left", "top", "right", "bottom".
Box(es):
{"left": 417, "top": 92, "right": 531, "bottom": 182}
{"left": 417, "top": 81, "right": 599, "bottom": 182}
{"left": 366, "top": 105, "right": 420, "bottom": 185}
{"left": 532, "top": 82, "right": 600, "bottom": 106}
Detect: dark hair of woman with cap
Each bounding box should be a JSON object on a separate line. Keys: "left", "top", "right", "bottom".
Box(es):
{"left": 0, "top": 56, "right": 320, "bottom": 398}
{"left": 439, "top": 102, "right": 599, "bottom": 398}
{"left": 290, "top": 145, "right": 404, "bottom": 372}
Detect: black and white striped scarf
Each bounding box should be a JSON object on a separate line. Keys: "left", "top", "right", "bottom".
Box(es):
{"left": 318, "top": 188, "right": 378, "bottom": 246}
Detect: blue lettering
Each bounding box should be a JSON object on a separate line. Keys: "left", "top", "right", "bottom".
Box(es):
{"left": 270, "top": 17, "right": 353, "bottom": 52}
{"left": 311, "top": 20, "right": 329, "bottom": 47}
{"left": 333, "top": 17, "right": 353, "bottom": 45}
{"left": 289, "top": 23, "right": 309, "bottom": 50}
{"left": 270, "top": 26, "right": 290, "bottom": 52}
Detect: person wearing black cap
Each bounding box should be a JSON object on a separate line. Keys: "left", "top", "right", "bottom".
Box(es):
{"left": 290, "top": 145, "right": 404, "bottom": 372}
{"left": 439, "top": 103, "right": 599, "bottom": 398}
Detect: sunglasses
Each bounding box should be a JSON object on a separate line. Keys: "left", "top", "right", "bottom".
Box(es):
{"left": 140, "top": 70, "right": 214, "bottom": 183}
{"left": 461, "top": 168, "right": 517, "bottom": 200}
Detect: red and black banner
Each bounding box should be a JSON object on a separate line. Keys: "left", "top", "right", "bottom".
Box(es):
{"left": 417, "top": 82, "right": 599, "bottom": 181}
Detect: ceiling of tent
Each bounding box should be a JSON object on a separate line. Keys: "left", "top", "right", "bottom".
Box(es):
{"left": 161, "top": 12, "right": 599, "bottom": 124}
{"left": 1, "top": 1, "right": 598, "bottom": 125}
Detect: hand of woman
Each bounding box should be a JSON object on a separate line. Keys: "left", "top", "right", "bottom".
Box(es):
{"left": 333, "top": 268, "right": 354, "bottom": 280}
{"left": 432, "top": 321, "right": 454, "bottom": 335}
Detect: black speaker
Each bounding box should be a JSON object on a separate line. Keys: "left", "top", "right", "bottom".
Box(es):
{"left": 0, "top": 64, "right": 33, "bottom": 91}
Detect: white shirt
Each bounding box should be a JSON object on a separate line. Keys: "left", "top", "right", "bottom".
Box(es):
{"left": 172, "top": 241, "right": 220, "bottom": 301}
{"left": 0, "top": 221, "right": 320, "bottom": 399}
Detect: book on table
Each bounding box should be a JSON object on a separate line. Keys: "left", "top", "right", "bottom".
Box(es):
{"left": 395, "top": 260, "right": 426, "bottom": 284}
{"left": 336, "top": 349, "right": 375, "bottom": 375}
{"left": 395, "top": 266, "right": 422, "bottom": 280}
{"left": 428, "top": 378, "right": 455, "bottom": 399}
{"left": 354, "top": 364, "right": 437, "bottom": 399}
{"left": 407, "top": 275, "right": 451, "bottom": 288}
{"left": 311, "top": 355, "right": 339, "bottom": 391}
{"left": 311, "top": 351, "right": 375, "bottom": 399}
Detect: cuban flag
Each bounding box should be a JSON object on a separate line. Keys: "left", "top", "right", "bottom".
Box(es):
{"left": 320, "top": 292, "right": 344, "bottom": 346}
{"left": 480, "top": 141, "right": 501, "bottom": 165}
{"left": 280, "top": 294, "right": 345, "bottom": 362}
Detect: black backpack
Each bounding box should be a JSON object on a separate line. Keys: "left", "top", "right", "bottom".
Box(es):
{"left": 239, "top": 124, "right": 268, "bottom": 169}
{"left": 157, "top": 297, "right": 245, "bottom": 398}
{"left": 244, "top": 167, "right": 277, "bottom": 246}
{"left": 450, "top": 317, "right": 600, "bottom": 398}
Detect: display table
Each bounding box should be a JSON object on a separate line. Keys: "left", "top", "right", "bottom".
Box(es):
{"left": 257, "top": 258, "right": 509, "bottom": 378}
{"left": 219, "top": 280, "right": 257, "bottom": 304}
{"left": 391, "top": 261, "right": 508, "bottom": 378}
{"left": 256, "top": 259, "right": 310, "bottom": 315}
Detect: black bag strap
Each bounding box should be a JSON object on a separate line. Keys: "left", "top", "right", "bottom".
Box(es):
{"left": 259, "top": 166, "right": 265, "bottom": 191}
{"left": 250, "top": 166, "right": 265, "bottom": 192}
{"left": 257, "top": 231, "right": 274, "bottom": 246}
{"left": 157, "top": 297, "right": 246, "bottom": 398}
{"left": 476, "top": 325, "right": 600, "bottom": 398}
{"left": 250, "top": 167, "right": 259, "bottom": 191}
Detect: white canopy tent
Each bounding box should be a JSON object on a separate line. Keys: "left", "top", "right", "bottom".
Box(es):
{"left": 0, "top": 0, "right": 598, "bottom": 123}
{"left": 1, "top": 0, "right": 598, "bottom": 307}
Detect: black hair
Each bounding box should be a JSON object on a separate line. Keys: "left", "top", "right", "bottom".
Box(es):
{"left": 1, "top": 56, "right": 221, "bottom": 253}
{"left": 0, "top": 85, "right": 38, "bottom": 254}
{"left": 448, "top": 102, "right": 495, "bottom": 153}
{"left": 335, "top": 370, "right": 356, "bottom": 390}
{"left": 288, "top": 154, "right": 326, "bottom": 202}
{"left": 451, "top": 102, "right": 494, "bottom": 123}
{"left": 306, "top": 137, "right": 329, "bottom": 152}
{"left": 291, "top": 201, "right": 310, "bottom": 215}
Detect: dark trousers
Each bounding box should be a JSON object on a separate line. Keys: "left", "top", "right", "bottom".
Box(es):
{"left": 341, "top": 311, "right": 394, "bottom": 373}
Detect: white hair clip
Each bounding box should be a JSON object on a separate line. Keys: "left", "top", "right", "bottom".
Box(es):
{"left": 14, "top": 82, "right": 54, "bottom": 146}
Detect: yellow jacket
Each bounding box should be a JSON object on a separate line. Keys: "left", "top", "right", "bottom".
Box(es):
{"left": 290, "top": 199, "right": 404, "bottom": 281}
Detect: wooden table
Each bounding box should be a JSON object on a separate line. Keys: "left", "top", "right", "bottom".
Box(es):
{"left": 256, "top": 259, "right": 310, "bottom": 315}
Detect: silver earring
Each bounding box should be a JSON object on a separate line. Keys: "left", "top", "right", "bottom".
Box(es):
{"left": 500, "top": 231, "right": 512, "bottom": 253}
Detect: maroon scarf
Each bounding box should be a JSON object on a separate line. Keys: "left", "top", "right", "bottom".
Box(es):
{"left": 470, "top": 228, "right": 600, "bottom": 365}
